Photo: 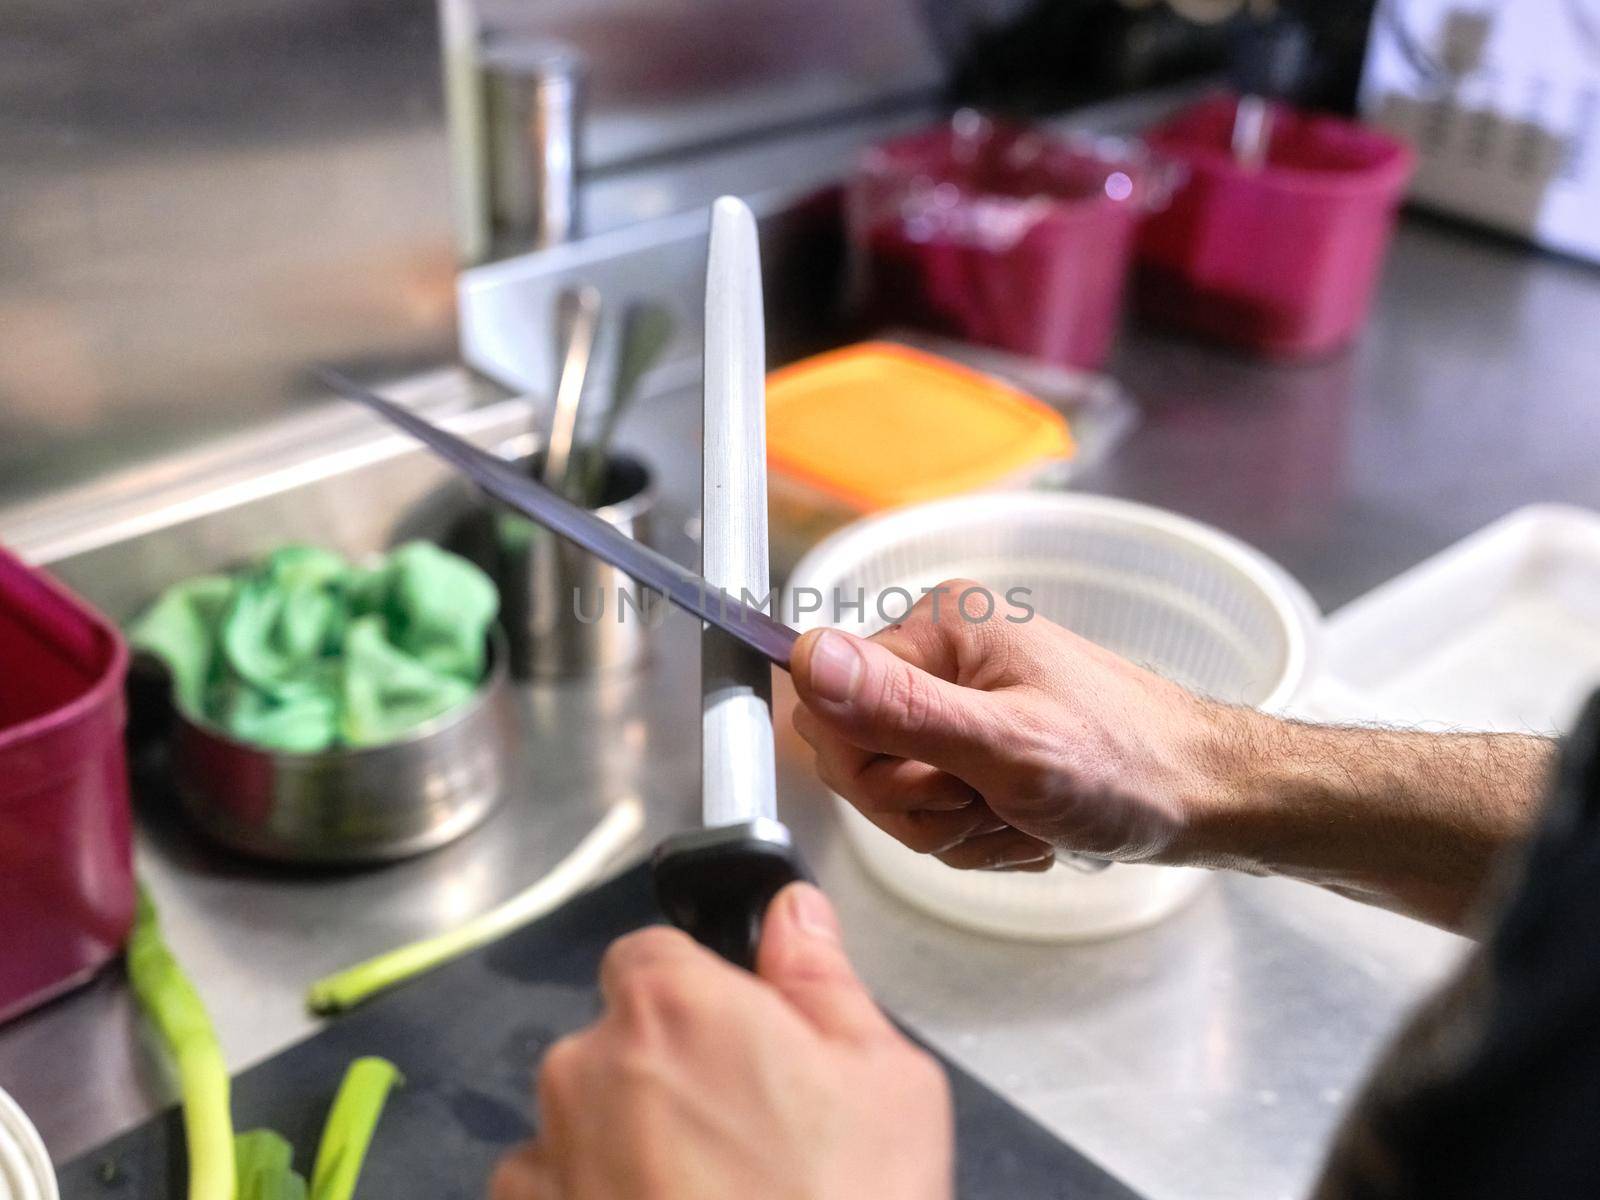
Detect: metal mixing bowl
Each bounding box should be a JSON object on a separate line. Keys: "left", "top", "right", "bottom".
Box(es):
{"left": 169, "top": 629, "right": 518, "bottom": 864}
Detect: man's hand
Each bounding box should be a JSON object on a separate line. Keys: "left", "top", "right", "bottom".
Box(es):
{"left": 791, "top": 579, "right": 1232, "bottom": 870}
{"left": 491, "top": 883, "right": 954, "bottom": 1200}
{"left": 789, "top": 578, "right": 1554, "bottom": 929}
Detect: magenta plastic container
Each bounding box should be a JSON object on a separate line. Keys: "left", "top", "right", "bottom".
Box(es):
{"left": 0, "top": 546, "right": 135, "bottom": 1024}
{"left": 1135, "top": 94, "right": 1414, "bottom": 358}
{"left": 849, "top": 114, "right": 1160, "bottom": 370}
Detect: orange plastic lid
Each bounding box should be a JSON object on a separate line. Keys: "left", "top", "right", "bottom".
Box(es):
{"left": 766, "top": 342, "right": 1074, "bottom": 511}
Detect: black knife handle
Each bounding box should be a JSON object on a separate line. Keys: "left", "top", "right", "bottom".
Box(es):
{"left": 652, "top": 821, "right": 809, "bottom": 970}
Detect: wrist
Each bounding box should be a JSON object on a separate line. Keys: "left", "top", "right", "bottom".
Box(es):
{"left": 1169, "top": 701, "right": 1286, "bottom": 874}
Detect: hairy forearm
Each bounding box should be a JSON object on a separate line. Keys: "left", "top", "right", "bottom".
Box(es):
{"left": 1184, "top": 709, "right": 1556, "bottom": 930}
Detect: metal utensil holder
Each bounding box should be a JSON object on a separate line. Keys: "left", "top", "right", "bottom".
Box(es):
{"left": 495, "top": 448, "right": 658, "bottom": 680}
{"left": 481, "top": 39, "right": 584, "bottom": 257}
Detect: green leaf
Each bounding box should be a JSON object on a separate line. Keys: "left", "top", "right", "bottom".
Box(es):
{"left": 234, "top": 1130, "right": 307, "bottom": 1200}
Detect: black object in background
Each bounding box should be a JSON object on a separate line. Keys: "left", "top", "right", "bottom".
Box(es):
{"left": 940, "top": 0, "right": 1380, "bottom": 116}
{"left": 1314, "top": 691, "right": 1600, "bottom": 1198}
{"left": 59, "top": 863, "right": 1141, "bottom": 1200}
{"left": 1229, "top": 14, "right": 1314, "bottom": 104}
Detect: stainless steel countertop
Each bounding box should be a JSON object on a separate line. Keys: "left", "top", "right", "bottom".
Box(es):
{"left": 5, "top": 215, "right": 1600, "bottom": 1200}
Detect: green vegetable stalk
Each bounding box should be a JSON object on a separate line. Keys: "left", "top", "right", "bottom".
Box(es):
{"left": 129, "top": 886, "right": 402, "bottom": 1200}
{"left": 307, "top": 798, "right": 643, "bottom": 1013}
{"left": 127, "top": 888, "right": 235, "bottom": 1200}
{"left": 309, "top": 1058, "right": 403, "bottom": 1200}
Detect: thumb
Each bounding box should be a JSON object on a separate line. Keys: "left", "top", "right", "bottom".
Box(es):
{"left": 756, "top": 883, "right": 890, "bottom": 1043}
{"left": 793, "top": 628, "right": 1002, "bottom": 778}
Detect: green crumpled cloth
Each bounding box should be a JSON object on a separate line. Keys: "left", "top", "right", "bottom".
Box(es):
{"left": 129, "top": 542, "right": 498, "bottom": 752}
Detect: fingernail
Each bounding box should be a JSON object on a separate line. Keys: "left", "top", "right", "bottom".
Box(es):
{"left": 786, "top": 883, "right": 840, "bottom": 943}
{"left": 807, "top": 630, "right": 862, "bottom": 703}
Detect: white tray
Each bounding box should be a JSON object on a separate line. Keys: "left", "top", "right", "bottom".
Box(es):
{"left": 1298, "top": 504, "right": 1600, "bottom": 735}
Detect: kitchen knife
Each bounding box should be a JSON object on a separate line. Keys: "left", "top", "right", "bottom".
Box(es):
{"left": 652, "top": 197, "right": 807, "bottom": 969}
{"left": 317, "top": 366, "right": 800, "bottom": 669}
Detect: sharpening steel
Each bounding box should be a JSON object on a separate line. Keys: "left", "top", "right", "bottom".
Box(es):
{"left": 651, "top": 197, "right": 808, "bottom": 968}
{"left": 324, "top": 197, "right": 809, "bottom": 968}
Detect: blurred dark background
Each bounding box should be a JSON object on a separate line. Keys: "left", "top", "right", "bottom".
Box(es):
{"left": 943, "top": 0, "right": 1378, "bottom": 114}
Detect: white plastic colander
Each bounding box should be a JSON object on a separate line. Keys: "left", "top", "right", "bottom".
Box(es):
{"left": 0, "top": 1086, "right": 57, "bottom": 1200}
{"left": 787, "top": 492, "right": 1320, "bottom": 941}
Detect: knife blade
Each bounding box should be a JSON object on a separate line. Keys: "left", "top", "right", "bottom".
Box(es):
{"left": 316, "top": 365, "right": 800, "bottom": 670}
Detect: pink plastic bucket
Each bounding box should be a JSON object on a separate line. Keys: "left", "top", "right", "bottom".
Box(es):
{"left": 1136, "top": 93, "right": 1414, "bottom": 358}
{"left": 849, "top": 114, "right": 1162, "bottom": 370}
{"left": 0, "top": 547, "right": 135, "bottom": 1024}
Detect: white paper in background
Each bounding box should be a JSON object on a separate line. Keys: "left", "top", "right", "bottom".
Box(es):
{"left": 1359, "top": 0, "right": 1600, "bottom": 264}
{"left": 1294, "top": 505, "right": 1600, "bottom": 736}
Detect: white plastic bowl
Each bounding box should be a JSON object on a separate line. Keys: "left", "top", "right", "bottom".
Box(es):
{"left": 0, "top": 1086, "right": 58, "bottom": 1200}
{"left": 788, "top": 492, "right": 1320, "bottom": 942}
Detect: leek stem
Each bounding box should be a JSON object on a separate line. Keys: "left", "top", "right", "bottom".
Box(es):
{"left": 308, "top": 1058, "right": 402, "bottom": 1200}
{"left": 306, "top": 799, "right": 643, "bottom": 1014}
{"left": 127, "top": 887, "right": 236, "bottom": 1200}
